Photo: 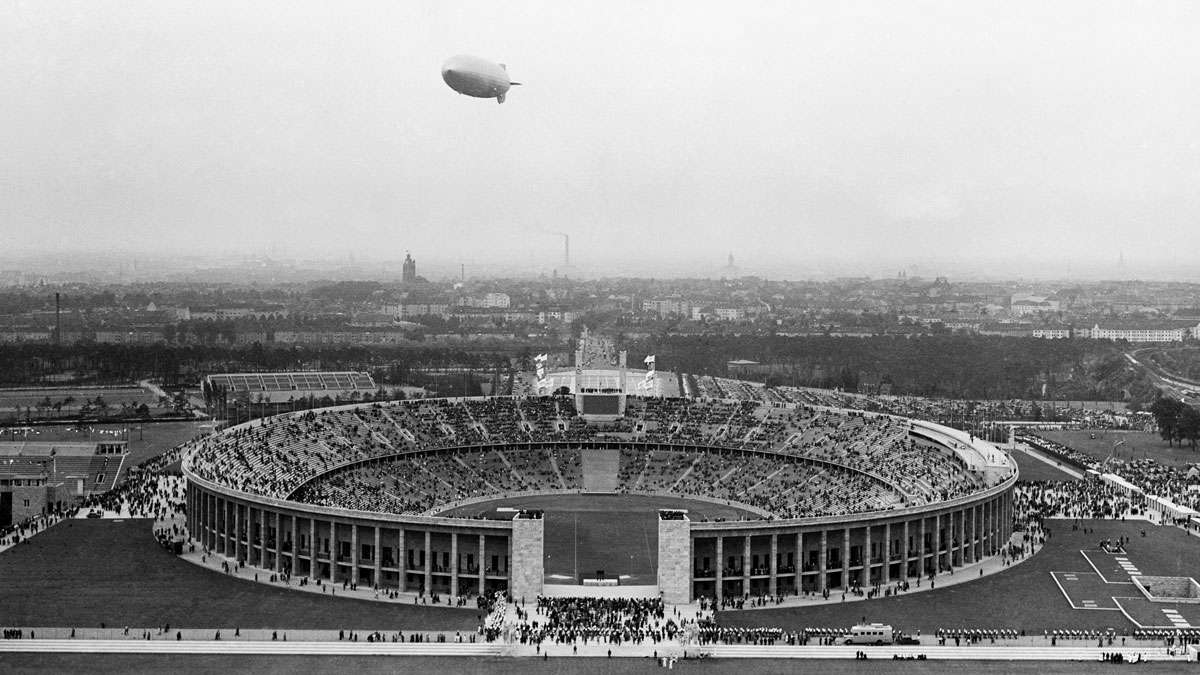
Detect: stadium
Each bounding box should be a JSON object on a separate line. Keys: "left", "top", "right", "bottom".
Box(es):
{"left": 182, "top": 366, "right": 1018, "bottom": 606}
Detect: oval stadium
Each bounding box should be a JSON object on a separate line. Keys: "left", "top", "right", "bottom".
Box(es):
{"left": 182, "top": 368, "right": 1017, "bottom": 606}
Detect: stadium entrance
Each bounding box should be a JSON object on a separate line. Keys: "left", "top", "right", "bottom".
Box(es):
{"left": 437, "top": 493, "right": 758, "bottom": 587}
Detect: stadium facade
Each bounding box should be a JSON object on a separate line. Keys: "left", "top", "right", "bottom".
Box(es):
{"left": 183, "top": 372, "right": 1017, "bottom": 605}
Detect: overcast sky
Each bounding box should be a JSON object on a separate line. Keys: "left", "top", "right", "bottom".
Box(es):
{"left": 2, "top": 1, "right": 1198, "bottom": 278}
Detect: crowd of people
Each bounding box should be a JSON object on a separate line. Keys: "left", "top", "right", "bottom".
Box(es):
{"left": 507, "top": 596, "right": 694, "bottom": 647}
{"left": 1014, "top": 479, "right": 1137, "bottom": 521}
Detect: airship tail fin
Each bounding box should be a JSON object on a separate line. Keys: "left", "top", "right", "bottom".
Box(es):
{"left": 497, "top": 92, "right": 505, "bottom": 104}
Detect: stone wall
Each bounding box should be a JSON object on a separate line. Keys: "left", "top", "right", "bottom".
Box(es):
{"left": 657, "top": 514, "right": 691, "bottom": 604}
{"left": 510, "top": 515, "right": 544, "bottom": 602}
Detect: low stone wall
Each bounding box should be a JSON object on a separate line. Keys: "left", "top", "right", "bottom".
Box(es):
{"left": 1132, "top": 575, "right": 1200, "bottom": 603}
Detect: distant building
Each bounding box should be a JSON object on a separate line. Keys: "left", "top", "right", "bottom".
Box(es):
{"left": 1009, "top": 295, "right": 1060, "bottom": 316}
{"left": 1032, "top": 327, "right": 1072, "bottom": 339}
{"left": 643, "top": 297, "right": 691, "bottom": 318}
{"left": 1083, "top": 322, "right": 1199, "bottom": 343}
{"left": 402, "top": 253, "right": 417, "bottom": 283}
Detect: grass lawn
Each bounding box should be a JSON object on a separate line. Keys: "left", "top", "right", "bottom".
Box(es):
{"left": 439, "top": 494, "right": 757, "bottom": 585}
{"left": 719, "top": 518, "right": 1200, "bottom": 634}
{"left": 0, "top": 386, "right": 157, "bottom": 414}
{"left": 0, "top": 519, "right": 478, "bottom": 631}
{"left": 1010, "top": 450, "right": 1080, "bottom": 482}
{"left": 1033, "top": 430, "right": 1200, "bottom": 469}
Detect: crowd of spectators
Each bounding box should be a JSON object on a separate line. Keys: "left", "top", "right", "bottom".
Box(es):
{"left": 184, "top": 395, "right": 998, "bottom": 519}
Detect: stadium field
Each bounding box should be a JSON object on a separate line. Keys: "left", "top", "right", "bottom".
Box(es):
{"left": 1032, "top": 430, "right": 1196, "bottom": 469}
{"left": 1009, "top": 449, "right": 1080, "bottom": 482}
{"left": 439, "top": 494, "right": 756, "bottom": 585}
{"left": 0, "top": 655, "right": 1188, "bottom": 675}
{"left": 0, "top": 519, "right": 478, "bottom": 631}
{"left": 2, "top": 420, "right": 209, "bottom": 481}
{"left": 719, "top": 518, "right": 1200, "bottom": 634}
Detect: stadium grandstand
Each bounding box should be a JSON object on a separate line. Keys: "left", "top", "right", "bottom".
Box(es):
{"left": 202, "top": 371, "right": 376, "bottom": 404}
{"left": 183, "top": 375, "right": 1016, "bottom": 604}
{"left": 0, "top": 440, "right": 127, "bottom": 526}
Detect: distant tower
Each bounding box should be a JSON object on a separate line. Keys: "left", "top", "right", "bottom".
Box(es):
{"left": 402, "top": 252, "right": 417, "bottom": 283}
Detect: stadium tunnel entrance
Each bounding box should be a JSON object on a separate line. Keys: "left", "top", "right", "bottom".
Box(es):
{"left": 436, "top": 493, "right": 760, "bottom": 587}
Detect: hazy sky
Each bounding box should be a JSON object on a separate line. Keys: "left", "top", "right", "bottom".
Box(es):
{"left": 2, "top": 1, "right": 1198, "bottom": 277}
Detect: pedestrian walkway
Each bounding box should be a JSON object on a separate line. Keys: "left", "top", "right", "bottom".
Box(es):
{"left": 0, "top": 634, "right": 1192, "bottom": 663}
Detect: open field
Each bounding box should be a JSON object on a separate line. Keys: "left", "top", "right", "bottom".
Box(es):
{"left": 1033, "top": 429, "right": 1199, "bottom": 468}
{"left": 0, "top": 655, "right": 1187, "bottom": 675}
{"left": 720, "top": 518, "right": 1200, "bottom": 634}
{"left": 0, "top": 519, "right": 479, "bottom": 631}
{"left": 0, "top": 386, "right": 159, "bottom": 413}
{"left": 439, "top": 494, "right": 756, "bottom": 585}
{"left": 1010, "top": 449, "right": 1080, "bottom": 482}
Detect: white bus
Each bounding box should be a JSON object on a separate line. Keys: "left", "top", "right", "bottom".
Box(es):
{"left": 843, "top": 623, "right": 894, "bottom": 645}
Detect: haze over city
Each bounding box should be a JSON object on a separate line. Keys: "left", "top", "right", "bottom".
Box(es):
{"left": 2, "top": 0, "right": 1198, "bottom": 280}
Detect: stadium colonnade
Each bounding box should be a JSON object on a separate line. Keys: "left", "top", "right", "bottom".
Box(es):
{"left": 184, "top": 389, "right": 1017, "bottom": 605}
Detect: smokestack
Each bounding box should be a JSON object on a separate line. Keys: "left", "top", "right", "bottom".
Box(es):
{"left": 564, "top": 234, "right": 570, "bottom": 267}
{"left": 55, "top": 292, "right": 61, "bottom": 346}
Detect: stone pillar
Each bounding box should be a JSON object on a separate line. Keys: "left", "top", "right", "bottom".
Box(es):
{"left": 309, "top": 518, "right": 318, "bottom": 581}
{"left": 742, "top": 535, "right": 751, "bottom": 595}
{"left": 450, "top": 532, "right": 459, "bottom": 597}
{"left": 220, "top": 497, "right": 229, "bottom": 554}
{"left": 715, "top": 536, "right": 724, "bottom": 603}
{"left": 947, "top": 511, "right": 955, "bottom": 567}
{"left": 934, "top": 513, "right": 942, "bottom": 572}
{"left": 988, "top": 498, "right": 996, "bottom": 555}
{"left": 919, "top": 516, "right": 927, "bottom": 574}
{"left": 273, "top": 511, "right": 282, "bottom": 572}
{"left": 794, "top": 532, "right": 803, "bottom": 593}
{"left": 768, "top": 534, "right": 778, "bottom": 597}
{"left": 350, "top": 523, "right": 359, "bottom": 586}
{"left": 902, "top": 520, "right": 910, "bottom": 579}
{"left": 1006, "top": 492, "right": 1013, "bottom": 544}
{"left": 259, "top": 508, "right": 267, "bottom": 566}
{"left": 656, "top": 513, "right": 691, "bottom": 605}
{"left": 841, "top": 527, "right": 850, "bottom": 590}
{"left": 210, "top": 494, "right": 217, "bottom": 551}
{"left": 330, "top": 521, "right": 339, "bottom": 584}
{"left": 975, "top": 503, "right": 983, "bottom": 560}
{"left": 233, "top": 502, "right": 241, "bottom": 562}
{"left": 289, "top": 514, "right": 299, "bottom": 576}
{"left": 960, "top": 509, "right": 969, "bottom": 562}
{"left": 510, "top": 515, "right": 544, "bottom": 602}
{"left": 398, "top": 528, "right": 407, "bottom": 591}
{"left": 963, "top": 507, "right": 972, "bottom": 564}
{"left": 818, "top": 530, "right": 828, "bottom": 593}
{"left": 423, "top": 530, "right": 432, "bottom": 595}
{"left": 883, "top": 522, "right": 892, "bottom": 584}
{"left": 864, "top": 524, "right": 872, "bottom": 585}
{"left": 373, "top": 526, "right": 382, "bottom": 587}
{"left": 478, "top": 534, "right": 486, "bottom": 596}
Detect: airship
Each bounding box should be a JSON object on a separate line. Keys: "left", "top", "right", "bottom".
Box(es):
{"left": 442, "top": 55, "right": 521, "bottom": 104}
